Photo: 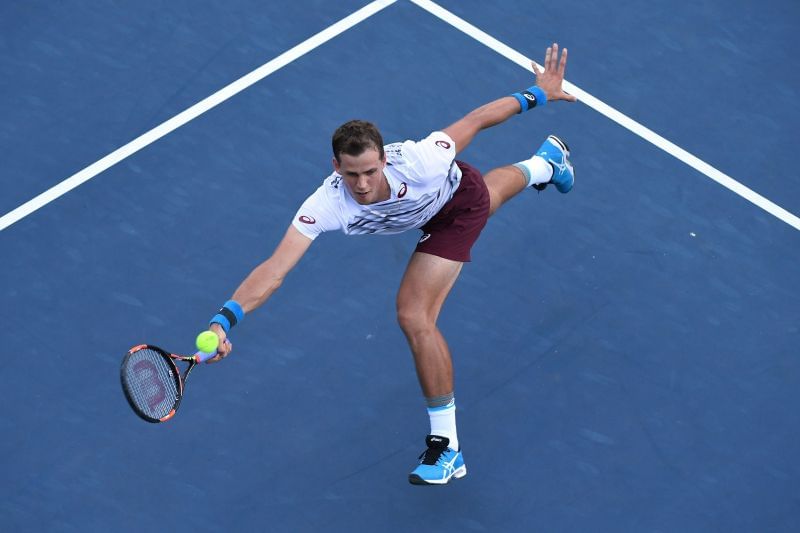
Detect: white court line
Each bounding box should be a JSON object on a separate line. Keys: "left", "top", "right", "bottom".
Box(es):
{"left": 0, "top": 0, "right": 397, "bottom": 232}
{"left": 5, "top": 0, "right": 798, "bottom": 234}
{"left": 411, "top": 0, "right": 800, "bottom": 232}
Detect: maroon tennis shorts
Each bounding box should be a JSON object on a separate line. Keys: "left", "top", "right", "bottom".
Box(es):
{"left": 415, "top": 160, "right": 490, "bottom": 262}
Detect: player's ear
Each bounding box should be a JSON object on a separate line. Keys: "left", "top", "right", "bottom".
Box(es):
{"left": 332, "top": 156, "right": 340, "bottom": 173}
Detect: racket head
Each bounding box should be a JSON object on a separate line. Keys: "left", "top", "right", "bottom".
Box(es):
{"left": 120, "top": 345, "right": 185, "bottom": 423}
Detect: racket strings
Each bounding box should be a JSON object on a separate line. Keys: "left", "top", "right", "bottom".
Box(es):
{"left": 121, "top": 348, "right": 179, "bottom": 419}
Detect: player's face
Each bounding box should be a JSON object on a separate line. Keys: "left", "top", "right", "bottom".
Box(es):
{"left": 334, "top": 148, "right": 389, "bottom": 205}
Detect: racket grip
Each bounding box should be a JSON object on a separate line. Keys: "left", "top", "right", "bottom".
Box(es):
{"left": 193, "top": 338, "right": 231, "bottom": 363}
{"left": 195, "top": 350, "right": 217, "bottom": 363}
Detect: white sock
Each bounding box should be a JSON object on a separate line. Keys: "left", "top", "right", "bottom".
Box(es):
{"left": 428, "top": 399, "right": 458, "bottom": 450}
{"left": 514, "top": 155, "right": 553, "bottom": 187}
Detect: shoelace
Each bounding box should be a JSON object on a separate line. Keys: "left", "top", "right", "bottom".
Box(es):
{"left": 418, "top": 446, "right": 447, "bottom": 466}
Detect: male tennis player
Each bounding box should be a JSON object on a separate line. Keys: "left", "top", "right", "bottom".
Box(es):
{"left": 205, "top": 43, "right": 577, "bottom": 485}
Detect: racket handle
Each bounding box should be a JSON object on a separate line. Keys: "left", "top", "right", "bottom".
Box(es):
{"left": 194, "top": 350, "right": 217, "bottom": 363}
{"left": 193, "top": 338, "right": 231, "bottom": 363}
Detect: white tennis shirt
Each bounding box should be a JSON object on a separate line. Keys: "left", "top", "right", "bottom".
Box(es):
{"left": 292, "top": 131, "right": 462, "bottom": 239}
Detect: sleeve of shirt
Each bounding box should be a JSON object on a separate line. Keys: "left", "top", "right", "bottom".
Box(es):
{"left": 291, "top": 183, "right": 342, "bottom": 240}
{"left": 402, "top": 131, "right": 457, "bottom": 181}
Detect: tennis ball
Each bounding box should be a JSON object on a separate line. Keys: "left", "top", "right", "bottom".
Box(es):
{"left": 195, "top": 330, "right": 219, "bottom": 353}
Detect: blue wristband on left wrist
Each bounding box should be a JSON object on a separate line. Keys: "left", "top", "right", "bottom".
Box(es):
{"left": 511, "top": 85, "right": 547, "bottom": 112}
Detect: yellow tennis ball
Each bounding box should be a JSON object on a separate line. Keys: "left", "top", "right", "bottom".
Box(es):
{"left": 195, "top": 330, "right": 219, "bottom": 353}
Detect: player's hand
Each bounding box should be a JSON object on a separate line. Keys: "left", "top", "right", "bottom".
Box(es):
{"left": 206, "top": 323, "right": 232, "bottom": 363}
{"left": 534, "top": 43, "right": 577, "bottom": 103}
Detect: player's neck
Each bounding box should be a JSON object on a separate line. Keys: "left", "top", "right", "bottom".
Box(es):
{"left": 377, "top": 172, "right": 391, "bottom": 202}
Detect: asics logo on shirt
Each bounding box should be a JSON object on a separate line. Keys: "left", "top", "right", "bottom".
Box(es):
{"left": 398, "top": 183, "right": 408, "bottom": 198}
{"left": 298, "top": 215, "right": 316, "bottom": 224}
{"left": 435, "top": 140, "right": 451, "bottom": 149}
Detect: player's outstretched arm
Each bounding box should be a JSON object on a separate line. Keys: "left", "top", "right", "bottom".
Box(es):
{"left": 206, "top": 225, "right": 312, "bottom": 362}
{"left": 443, "top": 43, "right": 575, "bottom": 155}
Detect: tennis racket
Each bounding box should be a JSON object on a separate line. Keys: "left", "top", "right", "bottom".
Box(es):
{"left": 120, "top": 342, "right": 227, "bottom": 423}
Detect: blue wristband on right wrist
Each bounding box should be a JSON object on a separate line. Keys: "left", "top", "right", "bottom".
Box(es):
{"left": 511, "top": 85, "right": 547, "bottom": 112}
{"left": 210, "top": 299, "right": 245, "bottom": 333}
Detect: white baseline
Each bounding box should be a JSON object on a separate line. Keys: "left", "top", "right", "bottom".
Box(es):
{"left": 410, "top": 0, "right": 800, "bottom": 232}
{"left": 0, "top": 0, "right": 397, "bottom": 232}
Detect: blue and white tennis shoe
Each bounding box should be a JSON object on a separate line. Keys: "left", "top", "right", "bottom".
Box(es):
{"left": 534, "top": 135, "right": 574, "bottom": 193}
{"left": 408, "top": 435, "right": 466, "bottom": 485}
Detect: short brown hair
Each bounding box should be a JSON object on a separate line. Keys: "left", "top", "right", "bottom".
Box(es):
{"left": 332, "top": 120, "right": 384, "bottom": 163}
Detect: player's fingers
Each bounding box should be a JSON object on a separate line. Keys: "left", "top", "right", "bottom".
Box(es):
{"left": 206, "top": 340, "right": 232, "bottom": 363}
{"left": 207, "top": 352, "right": 227, "bottom": 364}
{"left": 559, "top": 47, "right": 568, "bottom": 76}
{"left": 550, "top": 43, "right": 558, "bottom": 71}
{"left": 544, "top": 45, "right": 552, "bottom": 71}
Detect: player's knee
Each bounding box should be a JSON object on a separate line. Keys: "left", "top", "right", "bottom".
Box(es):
{"left": 396, "top": 306, "right": 434, "bottom": 336}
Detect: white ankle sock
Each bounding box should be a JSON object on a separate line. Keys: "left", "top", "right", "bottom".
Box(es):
{"left": 428, "top": 399, "right": 458, "bottom": 450}
{"left": 514, "top": 155, "right": 553, "bottom": 187}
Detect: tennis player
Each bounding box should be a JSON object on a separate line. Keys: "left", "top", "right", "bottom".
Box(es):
{"left": 206, "top": 43, "right": 577, "bottom": 485}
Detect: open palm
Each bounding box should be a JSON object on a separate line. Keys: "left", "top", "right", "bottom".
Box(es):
{"left": 535, "top": 43, "right": 577, "bottom": 103}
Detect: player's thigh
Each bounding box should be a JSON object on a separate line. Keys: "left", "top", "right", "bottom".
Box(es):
{"left": 397, "top": 252, "right": 463, "bottom": 322}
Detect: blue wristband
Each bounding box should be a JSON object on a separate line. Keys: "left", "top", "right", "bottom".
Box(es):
{"left": 210, "top": 299, "right": 245, "bottom": 333}
{"left": 511, "top": 85, "right": 547, "bottom": 112}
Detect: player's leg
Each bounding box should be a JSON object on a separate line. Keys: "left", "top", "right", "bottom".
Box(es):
{"left": 484, "top": 134, "right": 575, "bottom": 215}
{"left": 396, "top": 251, "right": 462, "bottom": 398}
{"left": 396, "top": 251, "right": 467, "bottom": 485}
{"left": 484, "top": 165, "right": 529, "bottom": 216}
{"left": 398, "top": 161, "right": 489, "bottom": 485}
